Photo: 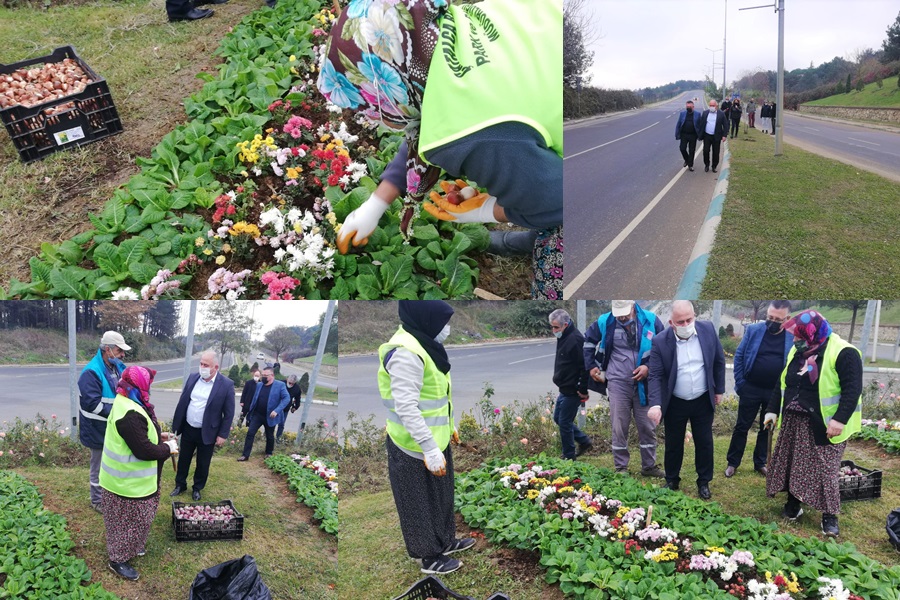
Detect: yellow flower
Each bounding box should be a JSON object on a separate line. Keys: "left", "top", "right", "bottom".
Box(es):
{"left": 195, "top": 237, "right": 205, "bottom": 247}
{"left": 215, "top": 255, "right": 226, "bottom": 265}
{"left": 229, "top": 222, "right": 262, "bottom": 238}
{"left": 326, "top": 142, "right": 335, "bottom": 151}
{"left": 616, "top": 506, "right": 631, "bottom": 518}
{"left": 333, "top": 138, "right": 344, "bottom": 146}
{"left": 203, "top": 249, "right": 213, "bottom": 256}
{"left": 241, "top": 170, "right": 249, "bottom": 177}
{"left": 222, "top": 243, "right": 232, "bottom": 253}
{"left": 500, "top": 471, "right": 518, "bottom": 479}
{"left": 289, "top": 55, "right": 296, "bottom": 62}
{"left": 525, "top": 489, "right": 539, "bottom": 500}
{"left": 765, "top": 571, "right": 772, "bottom": 583}
{"left": 557, "top": 486, "right": 574, "bottom": 495}
{"left": 580, "top": 484, "right": 593, "bottom": 495}
{"left": 294, "top": 222, "right": 303, "bottom": 234}
{"left": 337, "top": 148, "right": 350, "bottom": 159}
{"left": 320, "top": 134, "right": 331, "bottom": 142}
{"left": 326, "top": 212, "right": 337, "bottom": 226}
{"left": 286, "top": 167, "right": 302, "bottom": 180}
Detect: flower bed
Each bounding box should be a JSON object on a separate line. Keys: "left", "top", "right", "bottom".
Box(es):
{"left": 265, "top": 453, "right": 337, "bottom": 535}
{"left": 858, "top": 419, "right": 900, "bottom": 455}
{"left": 0, "top": 470, "right": 120, "bottom": 599}
{"left": 455, "top": 456, "right": 900, "bottom": 599}
{"left": 4, "top": 0, "right": 492, "bottom": 300}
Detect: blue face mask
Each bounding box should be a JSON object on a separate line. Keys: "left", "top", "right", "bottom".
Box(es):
{"left": 617, "top": 319, "right": 634, "bottom": 328}
{"left": 110, "top": 357, "right": 125, "bottom": 371}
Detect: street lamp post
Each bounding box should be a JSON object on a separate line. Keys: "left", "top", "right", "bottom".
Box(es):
{"left": 722, "top": 0, "right": 728, "bottom": 102}
{"left": 740, "top": 0, "right": 786, "bottom": 156}
{"left": 706, "top": 47, "right": 722, "bottom": 98}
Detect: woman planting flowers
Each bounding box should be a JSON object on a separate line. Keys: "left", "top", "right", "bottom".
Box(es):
{"left": 319, "top": 0, "right": 564, "bottom": 298}
{"left": 763, "top": 310, "right": 863, "bottom": 538}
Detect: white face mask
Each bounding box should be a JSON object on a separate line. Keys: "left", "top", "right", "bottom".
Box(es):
{"left": 199, "top": 367, "right": 213, "bottom": 380}
{"left": 674, "top": 323, "right": 696, "bottom": 339}
{"left": 253, "top": 375, "right": 260, "bottom": 382}
{"left": 553, "top": 330, "right": 563, "bottom": 339}
{"left": 434, "top": 324, "right": 451, "bottom": 344}
{"left": 709, "top": 106, "right": 717, "bottom": 112}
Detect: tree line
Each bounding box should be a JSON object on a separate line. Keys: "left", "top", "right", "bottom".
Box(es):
{"left": 0, "top": 300, "right": 179, "bottom": 338}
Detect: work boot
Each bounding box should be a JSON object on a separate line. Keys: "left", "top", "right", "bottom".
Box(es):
{"left": 821, "top": 514, "right": 839, "bottom": 537}
{"left": 109, "top": 561, "right": 139, "bottom": 581}
{"left": 487, "top": 230, "right": 538, "bottom": 256}
{"left": 641, "top": 466, "right": 665, "bottom": 478}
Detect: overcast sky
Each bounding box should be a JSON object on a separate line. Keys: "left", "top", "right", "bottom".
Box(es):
{"left": 584, "top": 0, "right": 899, "bottom": 90}
{"left": 184, "top": 301, "right": 330, "bottom": 337}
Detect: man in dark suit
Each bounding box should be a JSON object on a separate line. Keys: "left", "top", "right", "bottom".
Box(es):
{"left": 697, "top": 99, "right": 728, "bottom": 173}
{"left": 647, "top": 301, "right": 725, "bottom": 500}
{"left": 237, "top": 366, "right": 292, "bottom": 460}
{"left": 171, "top": 350, "right": 235, "bottom": 501}
{"left": 165, "top": 0, "right": 225, "bottom": 23}
{"left": 675, "top": 100, "right": 702, "bottom": 171}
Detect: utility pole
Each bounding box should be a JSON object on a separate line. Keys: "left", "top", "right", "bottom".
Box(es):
{"left": 712, "top": 300, "right": 723, "bottom": 333}
{"left": 182, "top": 301, "right": 197, "bottom": 386}
{"left": 858, "top": 300, "right": 877, "bottom": 359}
{"left": 68, "top": 300, "right": 78, "bottom": 441}
{"left": 740, "top": 0, "right": 785, "bottom": 155}
{"left": 722, "top": 0, "right": 728, "bottom": 102}
{"left": 871, "top": 300, "right": 881, "bottom": 364}
{"left": 296, "top": 301, "right": 336, "bottom": 446}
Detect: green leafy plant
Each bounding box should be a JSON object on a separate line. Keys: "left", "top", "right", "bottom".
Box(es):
{"left": 265, "top": 454, "right": 337, "bottom": 535}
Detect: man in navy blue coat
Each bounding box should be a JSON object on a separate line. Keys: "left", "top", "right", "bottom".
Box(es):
{"left": 675, "top": 100, "right": 703, "bottom": 171}
{"left": 725, "top": 301, "right": 793, "bottom": 478}
{"left": 697, "top": 99, "right": 729, "bottom": 173}
{"left": 647, "top": 301, "right": 725, "bottom": 500}
{"left": 237, "top": 366, "right": 291, "bottom": 460}
{"left": 172, "top": 350, "right": 235, "bottom": 501}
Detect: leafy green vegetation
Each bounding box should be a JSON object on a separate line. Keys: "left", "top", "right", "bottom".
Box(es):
{"left": 265, "top": 454, "right": 337, "bottom": 535}
{"left": 805, "top": 77, "right": 900, "bottom": 108}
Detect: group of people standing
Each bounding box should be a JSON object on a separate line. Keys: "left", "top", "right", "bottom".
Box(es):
{"left": 550, "top": 301, "right": 862, "bottom": 539}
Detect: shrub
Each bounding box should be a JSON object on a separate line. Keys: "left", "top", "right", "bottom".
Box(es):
{"left": 0, "top": 415, "right": 88, "bottom": 468}
{"left": 228, "top": 364, "right": 240, "bottom": 381}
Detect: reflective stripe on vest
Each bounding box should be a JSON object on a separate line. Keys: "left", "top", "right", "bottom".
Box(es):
{"left": 378, "top": 327, "right": 453, "bottom": 454}
{"left": 418, "top": 0, "right": 563, "bottom": 159}
{"left": 99, "top": 394, "right": 159, "bottom": 498}
{"left": 779, "top": 333, "right": 862, "bottom": 444}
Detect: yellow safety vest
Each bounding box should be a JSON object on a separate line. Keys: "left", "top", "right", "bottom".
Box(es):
{"left": 378, "top": 327, "right": 453, "bottom": 453}
{"left": 779, "top": 333, "right": 862, "bottom": 444}
{"left": 99, "top": 394, "right": 159, "bottom": 498}
{"left": 419, "top": 0, "right": 563, "bottom": 159}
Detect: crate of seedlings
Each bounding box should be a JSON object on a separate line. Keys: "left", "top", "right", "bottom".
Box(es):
{"left": 0, "top": 45, "right": 123, "bottom": 162}
{"left": 392, "top": 576, "right": 475, "bottom": 600}
{"left": 839, "top": 460, "right": 882, "bottom": 502}
{"left": 172, "top": 500, "right": 244, "bottom": 542}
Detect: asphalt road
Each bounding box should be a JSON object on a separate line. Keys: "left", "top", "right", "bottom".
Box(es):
{"left": 782, "top": 112, "right": 900, "bottom": 183}
{"left": 0, "top": 356, "right": 338, "bottom": 435}
{"left": 564, "top": 90, "right": 725, "bottom": 298}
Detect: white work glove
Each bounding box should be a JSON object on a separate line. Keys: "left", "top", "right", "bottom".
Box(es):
{"left": 336, "top": 192, "right": 390, "bottom": 254}
{"left": 764, "top": 412, "right": 778, "bottom": 429}
{"left": 423, "top": 447, "right": 447, "bottom": 477}
{"left": 424, "top": 193, "right": 499, "bottom": 224}
{"left": 164, "top": 440, "right": 179, "bottom": 455}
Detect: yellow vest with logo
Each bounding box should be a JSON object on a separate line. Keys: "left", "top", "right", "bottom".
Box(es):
{"left": 99, "top": 394, "right": 159, "bottom": 497}
{"left": 779, "top": 333, "right": 862, "bottom": 444}
{"left": 419, "top": 0, "right": 563, "bottom": 160}
{"left": 378, "top": 327, "right": 452, "bottom": 453}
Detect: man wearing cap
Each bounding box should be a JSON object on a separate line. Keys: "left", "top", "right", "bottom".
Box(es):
{"left": 584, "top": 301, "right": 666, "bottom": 476}
{"left": 78, "top": 331, "right": 130, "bottom": 513}
{"left": 549, "top": 308, "right": 592, "bottom": 460}
{"left": 171, "top": 350, "right": 235, "bottom": 501}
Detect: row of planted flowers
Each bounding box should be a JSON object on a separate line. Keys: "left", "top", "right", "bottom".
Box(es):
{"left": 456, "top": 456, "right": 900, "bottom": 600}
{"left": 0, "top": 471, "right": 119, "bottom": 599}
{"left": 858, "top": 419, "right": 900, "bottom": 455}
{"left": 265, "top": 453, "right": 337, "bottom": 535}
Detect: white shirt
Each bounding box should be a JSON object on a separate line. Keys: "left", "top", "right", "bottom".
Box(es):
{"left": 673, "top": 333, "right": 708, "bottom": 400}
{"left": 186, "top": 372, "right": 217, "bottom": 428}
{"left": 704, "top": 110, "right": 718, "bottom": 135}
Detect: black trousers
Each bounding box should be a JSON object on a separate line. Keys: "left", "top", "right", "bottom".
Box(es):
{"left": 165, "top": 0, "right": 195, "bottom": 17}
{"left": 678, "top": 134, "right": 697, "bottom": 167}
{"left": 701, "top": 133, "right": 722, "bottom": 169}
{"left": 175, "top": 423, "right": 214, "bottom": 492}
{"left": 726, "top": 390, "right": 769, "bottom": 469}
{"left": 730, "top": 118, "right": 741, "bottom": 137}
{"left": 664, "top": 393, "right": 715, "bottom": 487}
{"left": 242, "top": 413, "right": 275, "bottom": 457}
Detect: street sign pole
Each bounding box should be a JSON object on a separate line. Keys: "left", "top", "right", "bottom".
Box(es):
{"left": 296, "top": 301, "right": 336, "bottom": 447}
{"left": 68, "top": 300, "right": 78, "bottom": 441}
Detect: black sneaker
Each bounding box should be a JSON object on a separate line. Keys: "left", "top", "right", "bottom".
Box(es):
{"left": 575, "top": 442, "right": 593, "bottom": 457}
{"left": 444, "top": 538, "right": 476, "bottom": 555}
{"left": 822, "top": 513, "right": 839, "bottom": 537}
{"left": 109, "top": 561, "right": 139, "bottom": 581}
{"left": 420, "top": 554, "right": 461, "bottom": 574}
{"left": 781, "top": 503, "right": 803, "bottom": 521}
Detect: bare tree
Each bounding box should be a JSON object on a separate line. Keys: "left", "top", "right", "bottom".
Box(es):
{"left": 564, "top": 0, "right": 601, "bottom": 88}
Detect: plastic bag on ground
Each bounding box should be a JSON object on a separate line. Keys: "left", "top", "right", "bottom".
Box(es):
{"left": 189, "top": 555, "right": 272, "bottom": 600}
{"left": 888, "top": 508, "right": 900, "bottom": 551}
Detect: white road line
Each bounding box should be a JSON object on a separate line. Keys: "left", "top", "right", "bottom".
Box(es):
{"left": 803, "top": 127, "right": 820, "bottom": 131}
{"left": 509, "top": 354, "right": 555, "bottom": 365}
{"left": 847, "top": 137, "right": 879, "bottom": 146}
{"left": 564, "top": 146, "right": 702, "bottom": 297}
{"left": 563, "top": 122, "right": 660, "bottom": 160}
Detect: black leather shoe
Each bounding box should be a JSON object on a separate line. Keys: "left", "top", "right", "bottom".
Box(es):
{"left": 169, "top": 486, "right": 185, "bottom": 497}
{"left": 575, "top": 442, "right": 593, "bottom": 457}
{"left": 698, "top": 484, "right": 711, "bottom": 500}
{"left": 168, "top": 7, "right": 214, "bottom": 21}
{"left": 688, "top": 167, "right": 694, "bottom": 171}
{"left": 109, "top": 561, "right": 139, "bottom": 581}
{"left": 704, "top": 165, "right": 709, "bottom": 172}
{"left": 712, "top": 167, "right": 718, "bottom": 173}
{"left": 236, "top": 456, "right": 248, "bottom": 462}
{"left": 662, "top": 480, "right": 679, "bottom": 491}
{"left": 192, "top": 490, "right": 201, "bottom": 501}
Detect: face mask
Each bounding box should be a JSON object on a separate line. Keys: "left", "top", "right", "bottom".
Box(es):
{"left": 674, "top": 323, "right": 696, "bottom": 339}
{"left": 765, "top": 320, "right": 783, "bottom": 335}
{"left": 261, "top": 375, "right": 270, "bottom": 384}
{"left": 686, "top": 107, "right": 693, "bottom": 113}
{"left": 434, "top": 324, "right": 451, "bottom": 344}
{"left": 709, "top": 107, "right": 716, "bottom": 113}
{"left": 553, "top": 330, "right": 563, "bottom": 339}
{"left": 199, "top": 367, "right": 212, "bottom": 380}
{"left": 253, "top": 376, "right": 260, "bottom": 382}
{"left": 793, "top": 340, "right": 809, "bottom": 354}
{"left": 617, "top": 318, "right": 634, "bottom": 328}
{"left": 110, "top": 357, "right": 125, "bottom": 370}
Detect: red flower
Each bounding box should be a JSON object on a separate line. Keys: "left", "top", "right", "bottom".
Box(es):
{"left": 327, "top": 174, "right": 340, "bottom": 187}
{"left": 291, "top": 147, "right": 300, "bottom": 157}
{"left": 773, "top": 574, "right": 786, "bottom": 587}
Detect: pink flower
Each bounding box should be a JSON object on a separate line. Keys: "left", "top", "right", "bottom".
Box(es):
{"left": 880, "top": 383, "right": 886, "bottom": 389}
{"left": 39, "top": 452, "right": 45, "bottom": 458}
{"left": 59, "top": 430, "right": 65, "bottom": 435}
{"left": 515, "top": 416, "right": 522, "bottom": 422}
{"left": 34, "top": 426, "right": 39, "bottom": 432}
{"left": 520, "top": 438, "right": 528, "bottom": 445}
{"left": 51, "top": 414, "right": 57, "bottom": 419}
{"left": 0, "top": 451, "right": 3, "bottom": 457}
{"left": 0, "top": 432, "right": 5, "bottom": 438}
{"left": 406, "top": 169, "right": 421, "bottom": 193}
{"left": 493, "top": 408, "right": 500, "bottom": 415}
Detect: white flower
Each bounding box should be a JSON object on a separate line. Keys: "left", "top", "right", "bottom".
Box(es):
{"left": 326, "top": 103, "right": 343, "bottom": 113}
{"left": 339, "top": 175, "right": 351, "bottom": 187}
{"left": 226, "top": 190, "right": 237, "bottom": 201}
{"left": 111, "top": 288, "right": 139, "bottom": 300}
{"left": 274, "top": 248, "right": 287, "bottom": 263}
{"left": 252, "top": 166, "right": 262, "bottom": 176}
{"left": 226, "top": 289, "right": 239, "bottom": 300}
{"left": 259, "top": 207, "right": 286, "bottom": 234}
{"left": 271, "top": 162, "right": 284, "bottom": 177}
{"left": 286, "top": 207, "right": 303, "bottom": 224}
{"left": 361, "top": 4, "right": 404, "bottom": 64}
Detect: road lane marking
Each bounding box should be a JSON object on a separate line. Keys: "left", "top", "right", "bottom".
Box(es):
{"left": 565, "top": 146, "right": 703, "bottom": 297}
{"left": 803, "top": 127, "right": 819, "bottom": 131}
{"left": 509, "top": 353, "right": 555, "bottom": 365}
{"left": 847, "top": 137, "right": 879, "bottom": 146}
{"left": 564, "top": 122, "right": 660, "bottom": 160}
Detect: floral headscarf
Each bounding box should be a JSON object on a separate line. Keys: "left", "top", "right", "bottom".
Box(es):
{"left": 318, "top": 0, "right": 447, "bottom": 202}
{"left": 116, "top": 365, "right": 159, "bottom": 423}
{"left": 782, "top": 310, "right": 833, "bottom": 384}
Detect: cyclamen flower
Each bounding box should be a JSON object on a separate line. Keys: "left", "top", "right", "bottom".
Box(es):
{"left": 111, "top": 288, "right": 139, "bottom": 300}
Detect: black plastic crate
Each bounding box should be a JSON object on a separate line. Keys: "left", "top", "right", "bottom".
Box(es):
{"left": 0, "top": 46, "right": 122, "bottom": 162}
{"left": 839, "top": 460, "right": 882, "bottom": 502}
{"left": 392, "top": 576, "right": 475, "bottom": 600}
{"left": 485, "top": 595, "right": 511, "bottom": 600}
{"left": 172, "top": 500, "right": 244, "bottom": 542}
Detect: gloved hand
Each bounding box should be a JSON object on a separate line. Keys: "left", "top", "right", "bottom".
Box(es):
{"left": 164, "top": 439, "right": 179, "bottom": 455}
{"left": 451, "top": 429, "right": 460, "bottom": 445}
{"left": 424, "top": 192, "right": 499, "bottom": 224}
{"left": 764, "top": 412, "right": 778, "bottom": 429}
{"left": 423, "top": 447, "right": 447, "bottom": 476}
{"left": 336, "top": 192, "right": 390, "bottom": 254}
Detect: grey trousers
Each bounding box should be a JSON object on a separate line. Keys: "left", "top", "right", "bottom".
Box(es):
{"left": 607, "top": 379, "right": 658, "bottom": 470}
{"left": 89, "top": 447, "right": 103, "bottom": 506}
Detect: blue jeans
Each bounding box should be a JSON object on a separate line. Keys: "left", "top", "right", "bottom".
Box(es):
{"left": 553, "top": 394, "right": 591, "bottom": 459}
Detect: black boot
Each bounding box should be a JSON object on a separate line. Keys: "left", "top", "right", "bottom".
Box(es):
{"left": 487, "top": 230, "right": 538, "bottom": 256}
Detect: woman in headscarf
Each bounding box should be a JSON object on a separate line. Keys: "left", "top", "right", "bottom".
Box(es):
{"left": 99, "top": 366, "right": 178, "bottom": 581}
{"left": 318, "top": 0, "right": 563, "bottom": 299}
{"left": 763, "top": 310, "right": 862, "bottom": 538}
{"left": 377, "top": 300, "right": 474, "bottom": 574}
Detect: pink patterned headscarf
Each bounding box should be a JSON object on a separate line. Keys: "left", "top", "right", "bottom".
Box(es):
{"left": 116, "top": 365, "right": 158, "bottom": 422}
{"left": 782, "top": 310, "right": 832, "bottom": 384}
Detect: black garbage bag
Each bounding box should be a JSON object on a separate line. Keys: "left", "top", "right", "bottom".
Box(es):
{"left": 189, "top": 555, "right": 272, "bottom": 600}
{"left": 888, "top": 508, "right": 900, "bottom": 551}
